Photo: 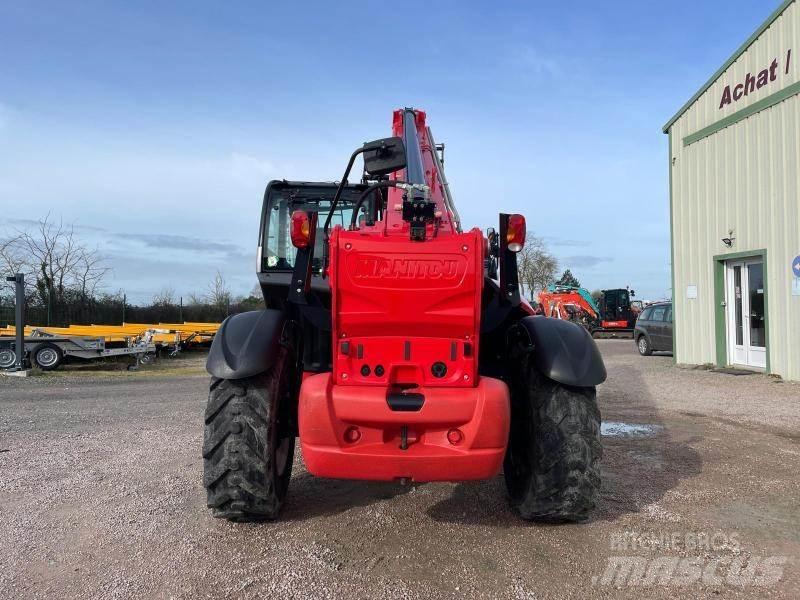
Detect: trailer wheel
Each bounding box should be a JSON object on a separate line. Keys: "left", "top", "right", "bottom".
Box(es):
{"left": 504, "top": 359, "right": 602, "bottom": 522}
{"left": 32, "top": 343, "right": 63, "bottom": 371}
{"left": 202, "top": 347, "right": 295, "bottom": 521}
{"left": 0, "top": 348, "right": 16, "bottom": 369}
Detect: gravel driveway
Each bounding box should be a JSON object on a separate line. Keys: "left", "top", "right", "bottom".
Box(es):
{"left": 1, "top": 342, "right": 798, "bottom": 599}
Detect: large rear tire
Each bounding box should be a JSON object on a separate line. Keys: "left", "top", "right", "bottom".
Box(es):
{"left": 504, "top": 359, "right": 602, "bottom": 522}
{"left": 202, "top": 348, "right": 295, "bottom": 521}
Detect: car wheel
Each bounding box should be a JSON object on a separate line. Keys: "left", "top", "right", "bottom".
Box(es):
{"left": 637, "top": 335, "right": 652, "bottom": 356}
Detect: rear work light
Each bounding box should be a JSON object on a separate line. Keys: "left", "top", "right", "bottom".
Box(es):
{"left": 290, "top": 210, "right": 312, "bottom": 249}
{"left": 506, "top": 214, "right": 526, "bottom": 252}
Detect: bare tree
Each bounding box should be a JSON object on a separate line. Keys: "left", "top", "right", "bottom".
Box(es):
{"left": 152, "top": 286, "right": 177, "bottom": 307}
{"left": 0, "top": 214, "right": 108, "bottom": 304}
{"left": 186, "top": 291, "right": 205, "bottom": 306}
{"left": 206, "top": 270, "right": 231, "bottom": 311}
{"left": 517, "top": 234, "right": 558, "bottom": 300}
{"left": 75, "top": 247, "right": 111, "bottom": 298}
{"left": 0, "top": 236, "right": 32, "bottom": 300}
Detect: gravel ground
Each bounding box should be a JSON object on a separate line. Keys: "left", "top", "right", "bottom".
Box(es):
{"left": 1, "top": 341, "right": 798, "bottom": 599}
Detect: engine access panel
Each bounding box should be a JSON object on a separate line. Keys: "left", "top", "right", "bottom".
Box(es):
{"left": 328, "top": 227, "right": 484, "bottom": 388}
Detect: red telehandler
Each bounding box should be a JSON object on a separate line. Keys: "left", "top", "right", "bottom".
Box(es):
{"left": 204, "top": 109, "right": 606, "bottom": 522}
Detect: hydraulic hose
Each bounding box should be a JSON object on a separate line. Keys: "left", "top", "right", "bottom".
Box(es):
{"left": 349, "top": 180, "right": 407, "bottom": 229}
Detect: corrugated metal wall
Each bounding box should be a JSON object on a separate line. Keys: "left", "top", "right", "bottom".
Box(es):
{"left": 669, "top": 1, "right": 800, "bottom": 380}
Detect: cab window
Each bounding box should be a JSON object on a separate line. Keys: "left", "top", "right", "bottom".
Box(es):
{"left": 262, "top": 194, "right": 365, "bottom": 272}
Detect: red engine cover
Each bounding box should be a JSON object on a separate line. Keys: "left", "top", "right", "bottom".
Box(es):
{"left": 329, "top": 226, "right": 484, "bottom": 388}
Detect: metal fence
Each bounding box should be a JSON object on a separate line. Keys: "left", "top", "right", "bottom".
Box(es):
{"left": 0, "top": 300, "right": 252, "bottom": 328}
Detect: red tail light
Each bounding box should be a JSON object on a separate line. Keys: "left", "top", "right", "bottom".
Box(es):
{"left": 506, "top": 214, "right": 526, "bottom": 252}
{"left": 290, "top": 210, "right": 311, "bottom": 249}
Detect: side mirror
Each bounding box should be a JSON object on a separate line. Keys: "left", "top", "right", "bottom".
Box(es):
{"left": 486, "top": 227, "right": 499, "bottom": 257}
{"left": 362, "top": 136, "right": 406, "bottom": 177}
{"left": 630, "top": 289, "right": 636, "bottom": 297}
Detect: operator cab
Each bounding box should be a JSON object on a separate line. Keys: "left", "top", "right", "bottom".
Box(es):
{"left": 259, "top": 181, "right": 373, "bottom": 275}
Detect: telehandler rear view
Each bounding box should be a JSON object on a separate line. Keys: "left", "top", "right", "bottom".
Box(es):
{"left": 203, "top": 108, "right": 606, "bottom": 522}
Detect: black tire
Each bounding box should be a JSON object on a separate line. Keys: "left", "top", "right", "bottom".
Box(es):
{"left": 637, "top": 335, "right": 653, "bottom": 356}
{"left": 33, "top": 343, "right": 63, "bottom": 371}
{"left": 504, "top": 360, "right": 602, "bottom": 522}
{"left": 202, "top": 348, "right": 295, "bottom": 521}
{"left": 0, "top": 347, "right": 16, "bottom": 369}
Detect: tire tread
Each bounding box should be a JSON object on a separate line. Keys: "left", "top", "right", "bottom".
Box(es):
{"left": 505, "top": 359, "right": 602, "bottom": 522}
{"left": 202, "top": 350, "right": 293, "bottom": 521}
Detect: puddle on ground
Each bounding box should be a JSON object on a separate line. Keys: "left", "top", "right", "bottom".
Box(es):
{"left": 601, "top": 421, "right": 663, "bottom": 438}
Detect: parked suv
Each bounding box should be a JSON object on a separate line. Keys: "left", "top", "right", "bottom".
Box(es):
{"left": 634, "top": 301, "right": 673, "bottom": 356}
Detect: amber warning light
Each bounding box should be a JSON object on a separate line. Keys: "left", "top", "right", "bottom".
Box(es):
{"left": 290, "top": 210, "right": 312, "bottom": 249}
{"left": 506, "top": 214, "right": 526, "bottom": 252}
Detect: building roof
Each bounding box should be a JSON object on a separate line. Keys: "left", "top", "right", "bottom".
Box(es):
{"left": 662, "top": 0, "right": 795, "bottom": 133}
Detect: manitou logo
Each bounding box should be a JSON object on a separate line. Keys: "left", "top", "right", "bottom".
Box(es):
{"left": 351, "top": 255, "right": 462, "bottom": 281}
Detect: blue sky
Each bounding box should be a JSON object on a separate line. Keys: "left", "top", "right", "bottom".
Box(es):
{"left": 0, "top": 0, "right": 777, "bottom": 303}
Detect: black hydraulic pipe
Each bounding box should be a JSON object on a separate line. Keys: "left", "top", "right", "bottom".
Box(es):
{"left": 324, "top": 147, "right": 366, "bottom": 238}
{"left": 349, "top": 180, "right": 408, "bottom": 228}
{"left": 402, "top": 109, "right": 426, "bottom": 185}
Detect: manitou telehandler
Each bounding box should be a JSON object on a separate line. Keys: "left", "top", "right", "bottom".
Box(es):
{"left": 204, "top": 108, "right": 606, "bottom": 522}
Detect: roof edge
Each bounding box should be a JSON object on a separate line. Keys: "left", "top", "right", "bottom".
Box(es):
{"left": 662, "top": 0, "right": 795, "bottom": 133}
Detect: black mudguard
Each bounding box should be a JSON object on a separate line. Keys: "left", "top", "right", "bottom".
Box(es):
{"left": 206, "top": 310, "right": 286, "bottom": 380}
{"left": 515, "top": 316, "right": 607, "bottom": 387}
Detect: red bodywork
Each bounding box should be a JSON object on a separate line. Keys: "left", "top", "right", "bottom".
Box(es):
{"left": 298, "top": 109, "right": 511, "bottom": 482}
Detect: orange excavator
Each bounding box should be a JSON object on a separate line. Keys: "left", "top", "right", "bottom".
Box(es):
{"left": 538, "top": 285, "right": 639, "bottom": 337}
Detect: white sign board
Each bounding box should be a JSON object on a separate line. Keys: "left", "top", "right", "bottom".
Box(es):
{"left": 686, "top": 285, "right": 698, "bottom": 299}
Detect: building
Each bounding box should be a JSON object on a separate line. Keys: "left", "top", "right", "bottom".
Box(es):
{"left": 663, "top": 0, "right": 800, "bottom": 381}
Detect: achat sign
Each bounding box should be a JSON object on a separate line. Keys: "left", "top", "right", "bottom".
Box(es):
{"left": 719, "top": 49, "right": 792, "bottom": 109}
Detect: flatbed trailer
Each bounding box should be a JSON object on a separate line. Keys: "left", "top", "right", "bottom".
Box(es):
{"left": 0, "top": 329, "right": 157, "bottom": 371}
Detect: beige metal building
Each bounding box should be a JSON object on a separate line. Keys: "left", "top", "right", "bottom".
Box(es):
{"left": 663, "top": 0, "right": 800, "bottom": 381}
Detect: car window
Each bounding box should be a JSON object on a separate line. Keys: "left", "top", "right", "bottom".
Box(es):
{"left": 651, "top": 306, "right": 666, "bottom": 322}
{"left": 639, "top": 307, "right": 653, "bottom": 321}
{"left": 664, "top": 306, "right": 672, "bottom": 323}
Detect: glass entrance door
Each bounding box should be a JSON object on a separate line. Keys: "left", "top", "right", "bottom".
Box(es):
{"left": 725, "top": 259, "right": 766, "bottom": 369}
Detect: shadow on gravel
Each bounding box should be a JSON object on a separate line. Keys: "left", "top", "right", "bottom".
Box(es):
{"left": 595, "top": 354, "right": 703, "bottom": 522}
{"left": 426, "top": 350, "right": 703, "bottom": 527}
{"left": 281, "top": 472, "right": 413, "bottom": 521}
